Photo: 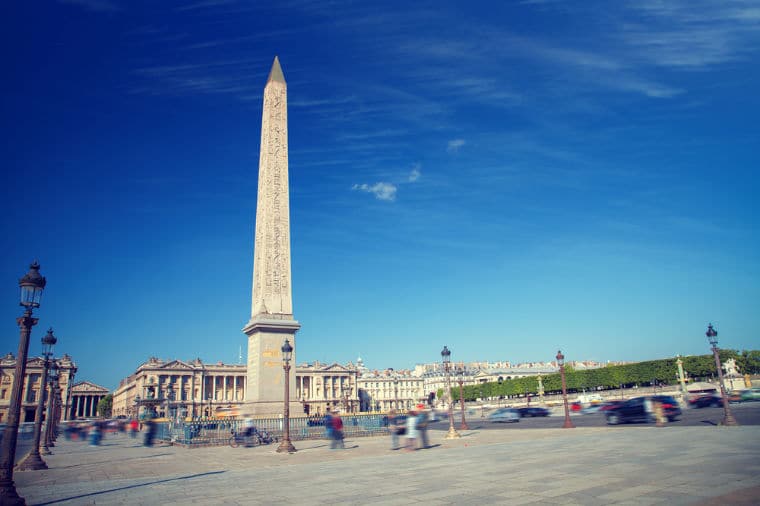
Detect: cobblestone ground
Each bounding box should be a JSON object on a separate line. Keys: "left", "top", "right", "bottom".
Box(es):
{"left": 13, "top": 425, "right": 760, "bottom": 505}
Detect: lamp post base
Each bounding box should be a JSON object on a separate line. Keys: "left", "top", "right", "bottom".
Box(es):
{"left": 562, "top": 418, "right": 575, "bottom": 429}
{"left": 460, "top": 422, "right": 469, "bottom": 430}
{"left": 722, "top": 414, "right": 739, "bottom": 427}
{"left": 276, "top": 439, "right": 297, "bottom": 453}
{"left": 40, "top": 445, "right": 52, "bottom": 456}
{"left": 16, "top": 451, "right": 47, "bottom": 471}
{"left": 445, "top": 426, "right": 461, "bottom": 439}
{"left": 0, "top": 481, "right": 26, "bottom": 506}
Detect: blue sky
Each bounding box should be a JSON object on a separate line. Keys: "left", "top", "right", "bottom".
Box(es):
{"left": 2, "top": 0, "right": 759, "bottom": 390}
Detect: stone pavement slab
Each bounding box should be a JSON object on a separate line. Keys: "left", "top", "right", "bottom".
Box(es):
{"left": 12, "top": 425, "right": 760, "bottom": 505}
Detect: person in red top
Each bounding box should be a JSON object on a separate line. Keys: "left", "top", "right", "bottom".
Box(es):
{"left": 129, "top": 418, "right": 139, "bottom": 438}
{"left": 330, "top": 410, "right": 345, "bottom": 449}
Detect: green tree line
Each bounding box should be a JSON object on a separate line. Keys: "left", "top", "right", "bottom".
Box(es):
{"left": 443, "top": 349, "right": 760, "bottom": 402}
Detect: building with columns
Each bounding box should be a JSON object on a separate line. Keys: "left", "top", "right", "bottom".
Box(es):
{"left": 69, "top": 381, "right": 110, "bottom": 419}
{"left": 111, "top": 357, "right": 360, "bottom": 419}
{"left": 0, "top": 352, "right": 77, "bottom": 423}
{"left": 112, "top": 357, "right": 247, "bottom": 419}
{"left": 357, "top": 368, "right": 426, "bottom": 412}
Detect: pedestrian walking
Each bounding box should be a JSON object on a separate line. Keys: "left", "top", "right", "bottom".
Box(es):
{"left": 88, "top": 422, "right": 102, "bottom": 446}
{"left": 129, "top": 418, "right": 139, "bottom": 438}
{"left": 143, "top": 419, "right": 157, "bottom": 447}
{"left": 388, "top": 409, "right": 403, "bottom": 450}
{"left": 405, "top": 409, "right": 418, "bottom": 451}
{"left": 330, "top": 410, "right": 345, "bottom": 449}
{"left": 324, "top": 409, "right": 334, "bottom": 441}
{"left": 417, "top": 408, "right": 430, "bottom": 449}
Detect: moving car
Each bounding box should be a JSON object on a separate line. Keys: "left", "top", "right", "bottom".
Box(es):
{"left": 517, "top": 407, "right": 550, "bottom": 417}
{"left": 740, "top": 387, "right": 760, "bottom": 402}
{"left": 605, "top": 396, "right": 681, "bottom": 425}
{"left": 488, "top": 408, "right": 520, "bottom": 423}
{"left": 688, "top": 394, "right": 722, "bottom": 408}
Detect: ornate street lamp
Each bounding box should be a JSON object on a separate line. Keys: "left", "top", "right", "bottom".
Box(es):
{"left": 441, "top": 346, "right": 460, "bottom": 439}
{"left": 0, "top": 261, "right": 47, "bottom": 505}
{"left": 277, "top": 338, "right": 296, "bottom": 453}
{"left": 43, "top": 360, "right": 60, "bottom": 452}
{"left": 556, "top": 350, "right": 575, "bottom": 429}
{"left": 706, "top": 324, "right": 738, "bottom": 426}
{"left": 18, "top": 328, "right": 57, "bottom": 470}
{"left": 134, "top": 394, "right": 142, "bottom": 419}
{"left": 457, "top": 367, "right": 469, "bottom": 430}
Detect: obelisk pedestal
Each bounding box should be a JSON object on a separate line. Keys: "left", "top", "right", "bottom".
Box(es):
{"left": 244, "top": 56, "right": 301, "bottom": 416}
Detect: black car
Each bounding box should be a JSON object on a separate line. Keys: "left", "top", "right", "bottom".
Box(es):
{"left": 688, "top": 394, "right": 722, "bottom": 408}
{"left": 517, "top": 407, "right": 550, "bottom": 417}
{"left": 605, "top": 396, "right": 681, "bottom": 425}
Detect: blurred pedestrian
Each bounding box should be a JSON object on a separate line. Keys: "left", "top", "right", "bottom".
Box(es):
{"left": 129, "top": 418, "right": 139, "bottom": 438}
{"left": 405, "top": 410, "right": 418, "bottom": 451}
{"left": 388, "top": 409, "right": 402, "bottom": 450}
{"left": 323, "top": 409, "right": 334, "bottom": 441}
{"left": 330, "top": 410, "right": 345, "bottom": 449}
{"left": 88, "top": 422, "right": 102, "bottom": 446}
{"left": 416, "top": 408, "right": 430, "bottom": 449}
{"left": 143, "top": 419, "right": 157, "bottom": 447}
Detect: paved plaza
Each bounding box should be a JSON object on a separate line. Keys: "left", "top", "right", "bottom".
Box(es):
{"left": 14, "top": 425, "right": 760, "bottom": 505}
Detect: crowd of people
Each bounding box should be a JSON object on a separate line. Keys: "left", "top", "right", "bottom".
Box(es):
{"left": 387, "top": 407, "right": 431, "bottom": 451}
{"left": 61, "top": 417, "right": 158, "bottom": 447}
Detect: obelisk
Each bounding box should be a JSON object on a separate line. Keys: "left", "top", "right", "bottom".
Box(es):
{"left": 243, "top": 56, "right": 300, "bottom": 415}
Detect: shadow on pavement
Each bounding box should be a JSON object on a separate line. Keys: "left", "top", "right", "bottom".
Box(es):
{"left": 52, "top": 452, "right": 173, "bottom": 470}
{"left": 36, "top": 470, "right": 227, "bottom": 505}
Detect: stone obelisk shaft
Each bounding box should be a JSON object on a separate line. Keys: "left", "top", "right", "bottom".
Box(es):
{"left": 244, "top": 56, "right": 300, "bottom": 415}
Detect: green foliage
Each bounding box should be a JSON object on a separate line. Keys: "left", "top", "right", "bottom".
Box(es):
{"left": 456, "top": 349, "right": 758, "bottom": 400}
{"left": 97, "top": 394, "right": 113, "bottom": 418}
{"left": 736, "top": 350, "right": 760, "bottom": 375}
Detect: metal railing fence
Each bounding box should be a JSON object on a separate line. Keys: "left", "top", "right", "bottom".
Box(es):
{"left": 158, "top": 414, "right": 391, "bottom": 447}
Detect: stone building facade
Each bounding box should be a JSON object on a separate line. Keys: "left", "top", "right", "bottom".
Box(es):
{"left": 69, "top": 381, "right": 110, "bottom": 419}
{"left": 0, "top": 352, "right": 77, "bottom": 423}
{"left": 357, "top": 369, "right": 426, "bottom": 412}
{"left": 111, "top": 357, "right": 360, "bottom": 419}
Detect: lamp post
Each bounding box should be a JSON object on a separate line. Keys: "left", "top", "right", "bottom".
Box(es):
{"left": 393, "top": 378, "right": 399, "bottom": 411}
{"left": 441, "top": 346, "right": 460, "bottom": 439}
{"left": 676, "top": 355, "right": 688, "bottom": 398}
{"left": 41, "top": 360, "right": 60, "bottom": 455}
{"left": 457, "top": 367, "right": 469, "bottom": 430}
{"left": 0, "top": 261, "right": 47, "bottom": 505}
{"left": 557, "top": 350, "right": 574, "bottom": 429}
{"left": 49, "top": 376, "right": 62, "bottom": 447}
{"left": 277, "top": 338, "right": 296, "bottom": 453}
{"left": 18, "top": 328, "right": 57, "bottom": 470}
{"left": 134, "top": 394, "right": 142, "bottom": 420}
{"left": 165, "top": 383, "right": 174, "bottom": 422}
{"left": 537, "top": 373, "right": 545, "bottom": 406}
{"left": 706, "top": 324, "right": 738, "bottom": 426}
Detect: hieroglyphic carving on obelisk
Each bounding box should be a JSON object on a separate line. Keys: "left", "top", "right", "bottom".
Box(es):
{"left": 243, "top": 56, "right": 300, "bottom": 414}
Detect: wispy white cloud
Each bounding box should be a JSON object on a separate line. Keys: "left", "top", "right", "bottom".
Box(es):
{"left": 352, "top": 182, "right": 397, "bottom": 201}
{"left": 408, "top": 165, "right": 421, "bottom": 182}
{"left": 620, "top": 1, "right": 760, "bottom": 69}
{"left": 58, "top": 0, "right": 120, "bottom": 12}
{"left": 447, "top": 139, "right": 465, "bottom": 153}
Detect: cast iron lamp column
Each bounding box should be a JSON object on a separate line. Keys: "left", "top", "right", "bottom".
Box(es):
{"left": 441, "top": 346, "right": 460, "bottom": 439}
{"left": 277, "top": 339, "right": 296, "bottom": 453}
{"left": 0, "top": 261, "right": 47, "bottom": 506}
{"left": 557, "top": 350, "right": 575, "bottom": 429}
{"left": 42, "top": 361, "right": 60, "bottom": 453}
{"left": 457, "top": 368, "right": 469, "bottom": 430}
{"left": 706, "top": 324, "right": 738, "bottom": 426}
{"left": 18, "top": 328, "right": 57, "bottom": 470}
